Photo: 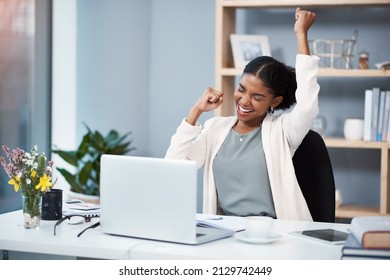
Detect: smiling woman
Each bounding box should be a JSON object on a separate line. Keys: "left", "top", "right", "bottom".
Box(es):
{"left": 165, "top": 8, "right": 319, "bottom": 221}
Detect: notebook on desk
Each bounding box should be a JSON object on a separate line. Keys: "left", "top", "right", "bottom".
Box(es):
{"left": 100, "top": 155, "right": 234, "bottom": 245}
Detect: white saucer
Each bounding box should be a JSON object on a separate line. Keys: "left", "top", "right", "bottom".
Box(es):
{"left": 234, "top": 232, "right": 281, "bottom": 244}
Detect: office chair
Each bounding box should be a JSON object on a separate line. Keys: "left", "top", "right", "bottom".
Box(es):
{"left": 293, "top": 130, "right": 336, "bottom": 222}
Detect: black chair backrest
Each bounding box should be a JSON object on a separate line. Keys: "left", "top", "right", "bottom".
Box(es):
{"left": 293, "top": 130, "right": 335, "bottom": 222}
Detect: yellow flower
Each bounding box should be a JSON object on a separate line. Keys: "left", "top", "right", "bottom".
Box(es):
{"left": 8, "top": 177, "right": 21, "bottom": 192}
{"left": 35, "top": 174, "right": 53, "bottom": 192}
{"left": 31, "top": 170, "right": 37, "bottom": 177}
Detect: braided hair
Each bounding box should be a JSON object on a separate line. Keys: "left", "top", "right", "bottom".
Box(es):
{"left": 243, "top": 56, "right": 297, "bottom": 110}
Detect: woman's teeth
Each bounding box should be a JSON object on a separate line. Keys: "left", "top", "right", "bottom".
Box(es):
{"left": 238, "top": 105, "right": 253, "bottom": 113}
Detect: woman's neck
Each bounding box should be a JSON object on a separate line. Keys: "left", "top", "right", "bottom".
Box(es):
{"left": 234, "top": 119, "right": 263, "bottom": 134}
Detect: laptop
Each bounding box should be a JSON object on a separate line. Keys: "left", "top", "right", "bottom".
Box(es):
{"left": 100, "top": 155, "right": 234, "bottom": 245}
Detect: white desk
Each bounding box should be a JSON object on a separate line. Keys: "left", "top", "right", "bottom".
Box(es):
{"left": 0, "top": 211, "right": 349, "bottom": 260}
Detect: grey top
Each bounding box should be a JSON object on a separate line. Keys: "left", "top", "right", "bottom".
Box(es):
{"left": 212, "top": 127, "right": 276, "bottom": 217}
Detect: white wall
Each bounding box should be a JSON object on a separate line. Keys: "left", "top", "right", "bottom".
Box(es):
{"left": 51, "top": 0, "right": 78, "bottom": 195}
{"left": 52, "top": 0, "right": 77, "bottom": 151}
{"left": 76, "top": 0, "right": 151, "bottom": 156}
{"left": 148, "top": 0, "right": 215, "bottom": 158}
{"left": 52, "top": 0, "right": 151, "bottom": 157}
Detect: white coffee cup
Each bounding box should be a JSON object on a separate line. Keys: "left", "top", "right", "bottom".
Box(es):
{"left": 245, "top": 216, "right": 273, "bottom": 239}
{"left": 343, "top": 118, "right": 364, "bottom": 140}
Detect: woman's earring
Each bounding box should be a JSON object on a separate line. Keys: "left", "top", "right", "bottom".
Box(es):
{"left": 269, "top": 107, "right": 274, "bottom": 114}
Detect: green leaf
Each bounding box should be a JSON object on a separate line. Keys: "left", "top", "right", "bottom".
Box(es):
{"left": 93, "top": 130, "right": 105, "bottom": 149}
{"left": 109, "top": 142, "right": 133, "bottom": 154}
{"left": 77, "top": 134, "right": 90, "bottom": 157}
{"left": 52, "top": 150, "right": 79, "bottom": 166}
{"left": 55, "top": 167, "right": 83, "bottom": 193}
{"left": 105, "top": 130, "right": 120, "bottom": 143}
{"left": 107, "top": 132, "right": 131, "bottom": 148}
{"left": 78, "top": 161, "right": 93, "bottom": 185}
{"left": 36, "top": 155, "right": 46, "bottom": 177}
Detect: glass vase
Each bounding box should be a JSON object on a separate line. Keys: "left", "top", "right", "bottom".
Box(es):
{"left": 22, "top": 194, "right": 42, "bottom": 229}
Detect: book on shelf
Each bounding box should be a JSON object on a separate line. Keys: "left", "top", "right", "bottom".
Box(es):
{"left": 376, "top": 89, "right": 386, "bottom": 141}
{"left": 349, "top": 216, "right": 390, "bottom": 249}
{"left": 363, "top": 89, "right": 372, "bottom": 141}
{"left": 381, "top": 90, "right": 390, "bottom": 141}
{"left": 363, "top": 87, "right": 390, "bottom": 142}
{"left": 370, "top": 87, "right": 381, "bottom": 141}
{"left": 341, "top": 233, "right": 390, "bottom": 260}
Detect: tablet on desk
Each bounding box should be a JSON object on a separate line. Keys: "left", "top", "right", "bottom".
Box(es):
{"left": 290, "top": 229, "right": 348, "bottom": 245}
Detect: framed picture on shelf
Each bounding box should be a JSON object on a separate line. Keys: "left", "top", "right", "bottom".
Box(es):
{"left": 230, "top": 34, "right": 271, "bottom": 68}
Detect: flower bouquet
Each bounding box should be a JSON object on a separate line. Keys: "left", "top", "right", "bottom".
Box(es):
{"left": 0, "top": 145, "right": 55, "bottom": 229}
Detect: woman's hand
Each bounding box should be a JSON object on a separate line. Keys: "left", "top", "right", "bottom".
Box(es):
{"left": 294, "top": 7, "right": 316, "bottom": 55}
{"left": 294, "top": 7, "right": 316, "bottom": 35}
{"left": 186, "top": 87, "right": 224, "bottom": 125}
{"left": 195, "top": 87, "right": 224, "bottom": 112}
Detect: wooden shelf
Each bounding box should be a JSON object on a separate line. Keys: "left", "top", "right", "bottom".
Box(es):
{"left": 335, "top": 205, "right": 386, "bottom": 218}
{"left": 318, "top": 69, "right": 390, "bottom": 77}
{"left": 215, "top": 0, "right": 390, "bottom": 219}
{"left": 324, "top": 137, "right": 390, "bottom": 149}
{"left": 220, "top": 68, "right": 390, "bottom": 77}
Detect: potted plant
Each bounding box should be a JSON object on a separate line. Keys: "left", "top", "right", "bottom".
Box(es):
{"left": 52, "top": 124, "right": 135, "bottom": 202}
